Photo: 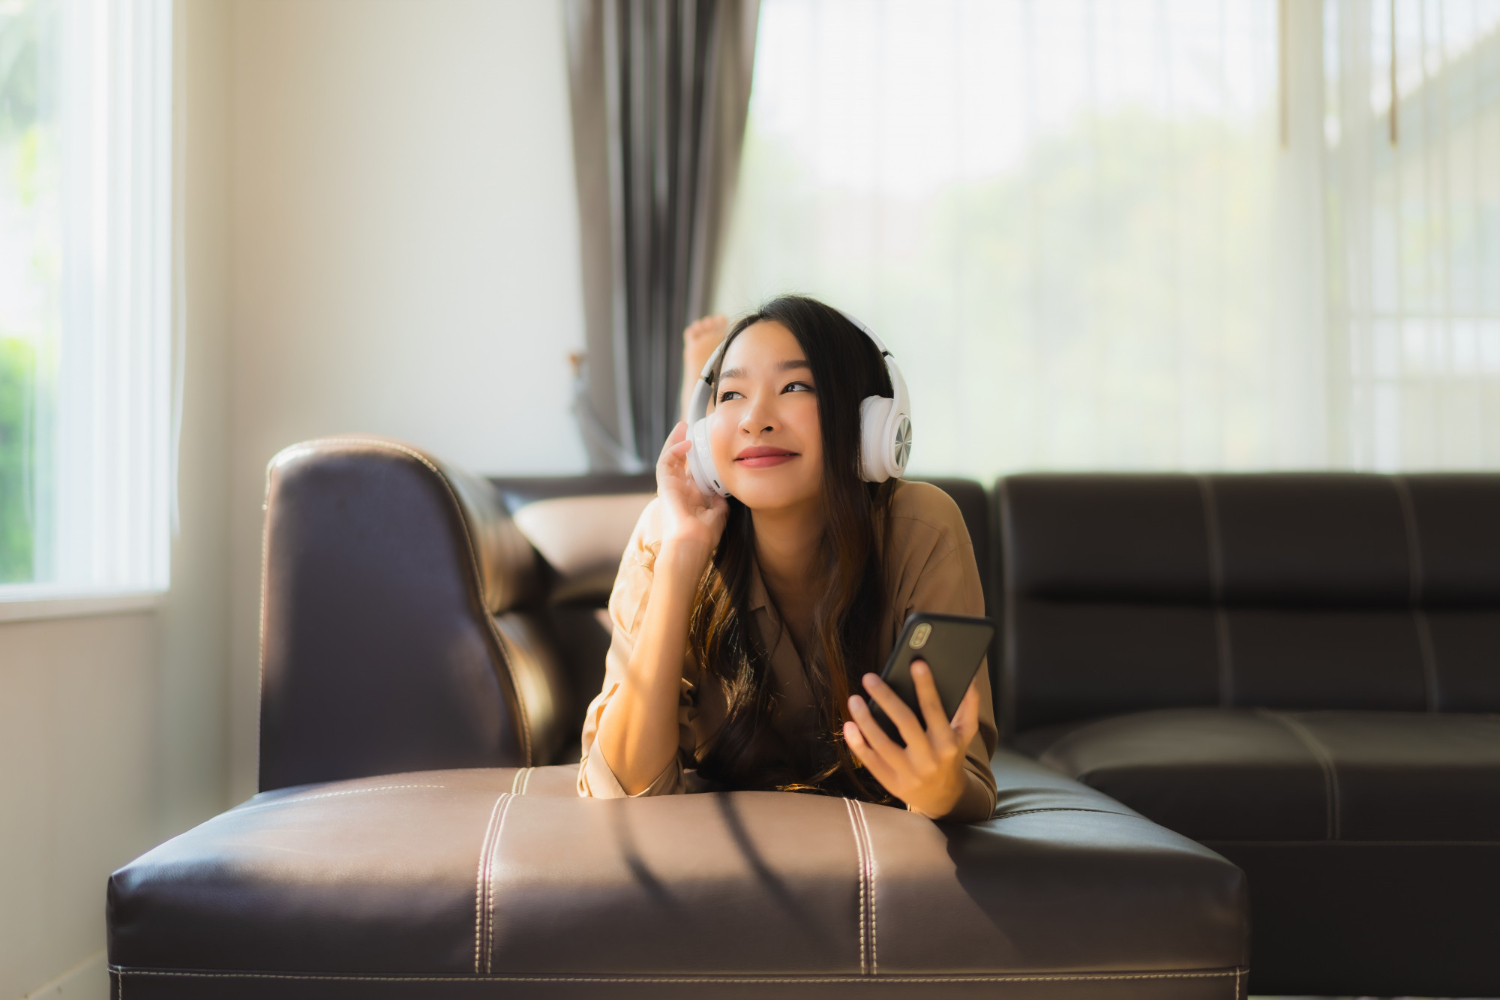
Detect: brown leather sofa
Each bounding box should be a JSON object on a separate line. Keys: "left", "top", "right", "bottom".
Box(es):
{"left": 107, "top": 438, "right": 1249, "bottom": 999}
{"left": 999, "top": 474, "right": 1500, "bottom": 998}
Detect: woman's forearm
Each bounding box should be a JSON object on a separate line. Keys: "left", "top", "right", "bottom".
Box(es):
{"left": 594, "top": 541, "right": 708, "bottom": 794}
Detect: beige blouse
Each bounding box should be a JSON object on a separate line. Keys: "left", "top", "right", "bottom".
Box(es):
{"left": 577, "top": 480, "right": 999, "bottom": 821}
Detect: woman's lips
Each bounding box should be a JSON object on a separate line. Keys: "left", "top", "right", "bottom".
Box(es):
{"left": 735, "top": 446, "right": 798, "bottom": 469}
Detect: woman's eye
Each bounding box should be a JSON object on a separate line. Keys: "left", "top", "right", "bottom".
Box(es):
{"left": 718, "top": 389, "right": 743, "bottom": 403}
{"left": 783, "top": 381, "right": 815, "bottom": 393}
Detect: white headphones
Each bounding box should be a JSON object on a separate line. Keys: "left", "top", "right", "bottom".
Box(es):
{"left": 684, "top": 313, "right": 912, "bottom": 498}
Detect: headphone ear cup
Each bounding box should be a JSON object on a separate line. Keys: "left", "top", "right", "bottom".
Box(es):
{"left": 858, "top": 394, "right": 913, "bottom": 482}
{"left": 858, "top": 395, "right": 895, "bottom": 482}
{"left": 686, "top": 416, "right": 730, "bottom": 497}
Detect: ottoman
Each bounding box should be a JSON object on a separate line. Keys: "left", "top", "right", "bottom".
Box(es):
{"left": 108, "top": 754, "right": 1248, "bottom": 999}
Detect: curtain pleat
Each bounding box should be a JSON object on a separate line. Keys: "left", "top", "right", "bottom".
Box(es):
{"left": 566, "top": 0, "right": 759, "bottom": 470}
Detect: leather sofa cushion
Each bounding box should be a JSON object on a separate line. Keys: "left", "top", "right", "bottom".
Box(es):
{"left": 109, "top": 759, "right": 1246, "bottom": 994}
{"left": 1019, "top": 708, "right": 1500, "bottom": 843}
{"left": 511, "top": 493, "right": 655, "bottom": 605}
{"left": 1003, "top": 473, "right": 1500, "bottom": 609}
{"left": 489, "top": 475, "right": 656, "bottom": 608}
{"left": 1000, "top": 474, "right": 1500, "bottom": 730}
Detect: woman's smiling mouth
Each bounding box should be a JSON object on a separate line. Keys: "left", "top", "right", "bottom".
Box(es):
{"left": 735, "top": 445, "right": 799, "bottom": 468}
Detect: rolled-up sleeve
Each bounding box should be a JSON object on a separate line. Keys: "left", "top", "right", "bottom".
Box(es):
{"left": 577, "top": 500, "right": 699, "bottom": 798}
{"left": 889, "top": 492, "right": 1000, "bottom": 823}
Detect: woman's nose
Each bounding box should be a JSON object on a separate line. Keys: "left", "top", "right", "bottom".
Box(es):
{"left": 739, "top": 394, "right": 778, "bottom": 433}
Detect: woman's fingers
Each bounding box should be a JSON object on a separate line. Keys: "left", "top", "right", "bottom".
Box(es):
{"left": 909, "top": 661, "right": 956, "bottom": 751}
{"left": 846, "top": 692, "right": 906, "bottom": 768}
{"left": 860, "top": 674, "right": 937, "bottom": 769}
{"left": 951, "top": 679, "right": 981, "bottom": 748}
{"left": 657, "top": 425, "right": 695, "bottom": 473}
{"left": 657, "top": 421, "right": 724, "bottom": 545}
{"left": 844, "top": 721, "right": 899, "bottom": 788}
{"left": 657, "top": 422, "right": 688, "bottom": 470}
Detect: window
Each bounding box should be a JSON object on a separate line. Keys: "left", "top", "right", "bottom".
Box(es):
{"left": 0, "top": 0, "right": 172, "bottom": 598}
{"left": 715, "top": 0, "right": 1500, "bottom": 477}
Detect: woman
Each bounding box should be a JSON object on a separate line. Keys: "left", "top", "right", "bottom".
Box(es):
{"left": 579, "top": 296, "right": 997, "bottom": 822}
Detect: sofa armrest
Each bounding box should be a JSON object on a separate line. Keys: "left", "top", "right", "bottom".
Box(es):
{"left": 257, "top": 436, "right": 539, "bottom": 791}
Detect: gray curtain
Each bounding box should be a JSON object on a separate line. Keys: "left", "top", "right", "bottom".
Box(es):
{"left": 565, "top": 0, "right": 760, "bottom": 471}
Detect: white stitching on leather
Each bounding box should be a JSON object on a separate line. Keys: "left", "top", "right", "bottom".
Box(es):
{"left": 858, "top": 804, "right": 874, "bottom": 975}
{"left": 473, "top": 794, "right": 507, "bottom": 973}
{"left": 1233, "top": 966, "right": 1241, "bottom": 1000}
{"left": 1391, "top": 475, "right": 1440, "bottom": 712}
{"left": 1390, "top": 474, "right": 1424, "bottom": 603}
{"left": 236, "top": 785, "right": 450, "bottom": 815}
{"left": 843, "top": 798, "right": 867, "bottom": 975}
{"left": 855, "top": 800, "right": 878, "bottom": 975}
{"left": 1196, "top": 476, "right": 1233, "bottom": 707}
{"left": 521, "top": 767, "right": 535, "bottom": 795}
{"left": 1257, "top": 710, "right": 1340, "bottom": 840}
{"left": 113, "top": 968, "right": 1248, "bottom": 985}
{"left": 990, "top": 806, "right": 1131, "bottom": 821}
{"left": 484, "top": 793, "right": 517, "bottom": 973}
{"left": 1213, "top": 609, "right": 1235, "bottom": 708}
{"left": 274, "top": 438, "right": 534, "bottom": 764}
{"left": 1413, "top": 608, "right": 1439, "bottom": 712}
{"left": 509, "top": 769, "right": 530, "bottom": 796}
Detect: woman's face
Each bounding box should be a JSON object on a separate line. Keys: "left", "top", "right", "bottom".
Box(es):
{"left": 709, "top": 320, "right": 824, "bottom": 512}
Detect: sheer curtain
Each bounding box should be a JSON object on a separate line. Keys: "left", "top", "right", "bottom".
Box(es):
{"left": 715, "top": 0, "right": 1500, "bottom": 479}
{"left": 1326, "top": 0, "right": 1500, "bottom": 468}
{"left": 565, "top": 0, "right": 760, "bottom": 471}
{"left": 0, "top": 0, "right": 172, "bottom": 594}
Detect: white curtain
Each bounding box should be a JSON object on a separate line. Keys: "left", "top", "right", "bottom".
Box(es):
{"left": 715, "top": 0, "right": 1500, "bottom": 478}
{"left": 1327, "top": 0, "right": 1500, "bottom": 468}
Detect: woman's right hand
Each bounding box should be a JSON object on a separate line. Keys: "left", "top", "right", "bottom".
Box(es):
{"left": 656, "top": 420, "right": 729, "bottom": 558}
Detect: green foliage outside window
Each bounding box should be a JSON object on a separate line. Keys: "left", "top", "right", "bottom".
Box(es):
{"left": 0, "top": 0, "right": 43, "bottom": 585}
{"left": 0, "top": 337, "right": 33, "bottom": 582}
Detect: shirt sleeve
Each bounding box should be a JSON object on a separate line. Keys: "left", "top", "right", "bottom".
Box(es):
{"left": 577, "top": 499, "right": 699, "bottom": 798}
{"left": 889, "top": 498, "right": 1000, "bottom": 823}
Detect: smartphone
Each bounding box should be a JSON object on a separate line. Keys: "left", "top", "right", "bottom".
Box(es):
{"left": 868, "top": 612, "right": 995, "bottom": 744}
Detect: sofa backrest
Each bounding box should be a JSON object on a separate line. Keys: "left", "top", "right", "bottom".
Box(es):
{"left": 998, "top": 473, "right": 1500, "bottom": 736}
{"left": 259, "top": 438, "right": 540, "bottom": 791}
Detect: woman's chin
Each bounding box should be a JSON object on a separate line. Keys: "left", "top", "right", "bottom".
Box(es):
{"left": 725, "top": 474, "right": 820, "bottom": 512}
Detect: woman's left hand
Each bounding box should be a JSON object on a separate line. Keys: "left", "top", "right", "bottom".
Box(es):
{"left": 843, "top": 662, "right": 981, "bottom": 819}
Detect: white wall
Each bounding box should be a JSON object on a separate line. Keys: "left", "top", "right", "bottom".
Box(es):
{"left": 227, "top": 0, "right": 586, "bottom": 797}
{"left": 0, "top": 614, "right": 159, "bottom": 999}
{"left": 0, "top": 2, "right": 235, "bottom": 997}
{"left": 3, "top": 3, "right": 585, "bottom": 993}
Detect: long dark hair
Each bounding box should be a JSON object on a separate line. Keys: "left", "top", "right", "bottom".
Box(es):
{"left": 688, "top": 295, "right": 897, "bottom": 800}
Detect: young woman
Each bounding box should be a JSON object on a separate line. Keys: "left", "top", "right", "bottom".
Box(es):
{"left": 578, "top": 296, "right": 997, "bottom": 822}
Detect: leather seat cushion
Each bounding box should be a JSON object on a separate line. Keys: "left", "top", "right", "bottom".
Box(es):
{"left": 510, "top": 493, "right": 655, "bottom": 605}
{"left": 1018, "top": 708, "right": 1500, "bottom": 843}
{"left": 109, "top": 759, "right": 1246, "bottom": 996}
